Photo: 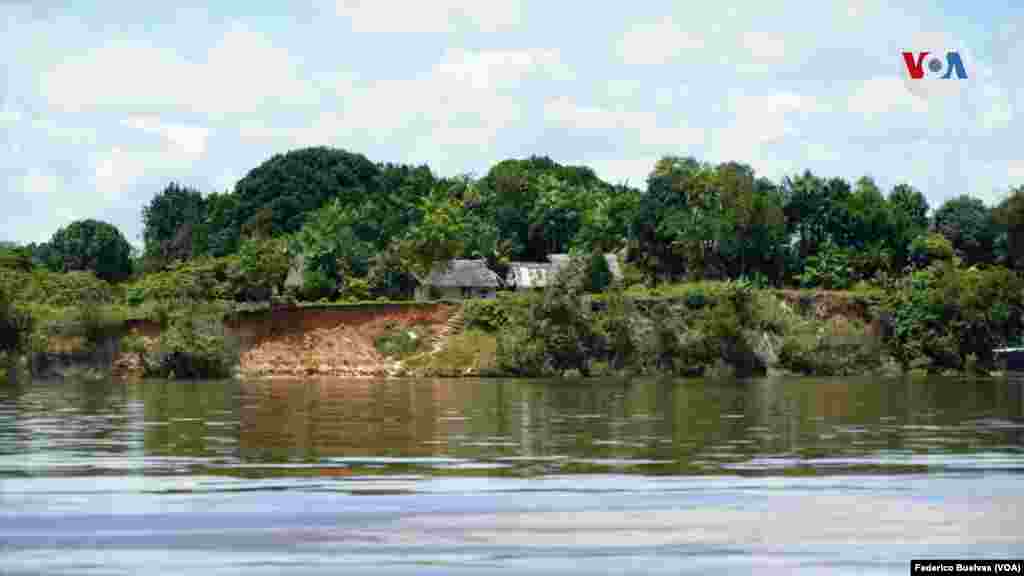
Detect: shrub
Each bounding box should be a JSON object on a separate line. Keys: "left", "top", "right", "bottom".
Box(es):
{"left": 797, "top": 241, "right": 854, "bottom": 290}
{"left": 909, "top": 233, "right": 955, "bottom": 269}
{"left": 300, "top": 267, "right": 337, "bottom": 301}
{"left": 497, "top": 257, "right": 597, "bottom": 376}
{"left": 374, "top": 323, "right": 428, "bottom": 358}
{"left": 143, "top": 313, "right": 238, "bottom": 379}
{"left": 778, "top": 317, "right": 881, "bottom": 376}
{"left": 339, "top": 277, "right": 370, "bottom": 302}
{"left": 0, "top": 286, "right": 32, "bottom": 355}
{"left": 586, "top": 251, "right": 613, "bottom": 293}
{"left": 0, "top": 268, "right": 114, "bottom": 307}
{"left": 123, "top": 256, "right": 243, "bottom": 304}
{"left": 881, "top": 262, "right": 1024, "bottom": 371}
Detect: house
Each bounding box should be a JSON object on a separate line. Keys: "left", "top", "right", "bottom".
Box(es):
{"left": 505, "top": 261, "right": 555, "bottom": 290}
{"left": 505, "top": 253, "right": 623, "bottom": 290}
{"left": 415, "top": 259, "right": 501, "bottom": 300}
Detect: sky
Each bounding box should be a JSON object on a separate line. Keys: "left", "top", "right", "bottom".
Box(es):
{"left": 2, "top": 0, "right": 1022, "bottom": 246}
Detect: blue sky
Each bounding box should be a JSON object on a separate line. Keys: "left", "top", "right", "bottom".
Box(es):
{"left": 2, "top": 0, "right": 1021, "bottom": 246}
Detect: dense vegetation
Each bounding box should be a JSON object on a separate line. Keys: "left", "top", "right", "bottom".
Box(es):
{"left": 2, "top": 146, "right": 1024, "bottom": 378}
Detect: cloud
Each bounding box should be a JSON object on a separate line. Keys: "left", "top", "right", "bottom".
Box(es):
{"left": 847, "top": 76, "right": 927, "bottom": 119}
{"left": 336, "top": 0, "right": 521, "bottom": 33}
{"left": 544, "top": 96, "right": 704, "bottom": 148}
{"left": 123, "top": 116, "right": 210, "bottom": 160}
{"left": 93, "top": 147, "right": 147, "bottom": 203}
{"left": 616, "top": 16, "right": 704, "bottom": 65}
{"left": 41, "top": 21, "right": 315, "bottom": 116}
{"left": 741, "top": 32, "right": 787, "bottom": 65}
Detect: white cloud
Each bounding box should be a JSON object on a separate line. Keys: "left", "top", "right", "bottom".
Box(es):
{"left": 544, "top": 96, "right": 704, "bottom": 148}
{"left": 731, "top": 92, "right": 815, "bottom": 143}
{"left": 123, "top": 116, "right": 210, "bottom": 160}
{"left": 588, "top": 157, "right": 659, "bottom": 187}
{"left": 336, "top": 0, "right": 521, "bottom": 33}
{"left": 41, "top": 22, "right": 314, "bottom": 116}
{"left": 847, "top": 76, "right": 927, "bottom": 119}
{"left": 93, "top": 147, "right": 146, "bottom": 202}
{"left": 1008, "top": 160, "right": 1024, "bottom": 182}
{"left": 741, "top": 32, "right": 787, "bottom": 64}
{"left": 617, "top": 16, "right": 704, "bottom": 65}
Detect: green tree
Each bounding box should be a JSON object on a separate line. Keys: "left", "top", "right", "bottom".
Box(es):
{"left": 237, "top": 236, "right": 291, "bottom": 302}
{"left": 0, "top": 285, "right": 32, "bottom": 356}
{"left": 888, "top": 183, "right": 930, "bottom": 271}
{"left": 482, "top": 156, "right": 614, "bottom": 261}
{"left": 45, "top": 219, "right": 133, "bottom": 282}
{"left": 142, "top": 182, "right": 207, "bottom": 267}
{"left": 933, "top": 195, "right": 997, "bottom": 266}
{"left": 398, "top": 185, "right": 466, "bottom": 279}
{"left": 586, "top": 250, "right": 612, "bottom": 293}
{"left": 231, "top": 147, "right": 381, "bottom": 244}
{"left": 295, "top": 199, "right": 375, "bottom": 284}
{"left": 994, "top": 186, "right": 1024, "bottom": 270}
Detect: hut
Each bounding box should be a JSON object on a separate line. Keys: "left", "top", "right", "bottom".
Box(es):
{"left": 415, "top": 259, "right": 501, "bottom": 300}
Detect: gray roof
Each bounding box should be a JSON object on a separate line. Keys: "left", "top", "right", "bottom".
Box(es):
{"left": 422, "top": 259, "right": 501, "bottom": 288}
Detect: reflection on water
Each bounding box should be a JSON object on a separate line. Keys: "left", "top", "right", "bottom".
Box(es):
{"left": 0, "top": 375, "right": 1022, "bottom": 478}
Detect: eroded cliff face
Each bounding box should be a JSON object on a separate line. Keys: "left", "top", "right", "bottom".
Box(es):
{"left": 230, "top": 304, "right": 454, "bottom": 378}
{"left": 112, "top": 303, "right": 457, "bottom": 379}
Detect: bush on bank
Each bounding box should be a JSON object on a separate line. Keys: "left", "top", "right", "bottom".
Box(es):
{"left": 126, "top": 307, "right": 238, "bottom": 379}
{"left": 881, "top": 261, "right": 1024, "bottom": 372}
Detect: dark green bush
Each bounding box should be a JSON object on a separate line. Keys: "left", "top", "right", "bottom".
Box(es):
{"left": 0, "top": 287, "right": 32, "bottom": 355}
{"left": 882, "top": 262, "right": 1024, "bottom": 371}
{"left": 143, "top": 314, "right": 238, "bottom": 379}
{"left": 374, "top": 323, "right": 428, "bottom": 358}
{"left": 123, "top": 256, "right": 243, "bottom": 304}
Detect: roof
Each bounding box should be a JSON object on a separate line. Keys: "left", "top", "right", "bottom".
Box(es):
{"left": 422, "top": 259, "right": 501, "bottom": 288}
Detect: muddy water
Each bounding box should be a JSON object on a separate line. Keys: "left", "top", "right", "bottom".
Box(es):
{"left": 1, "top": 375, "right": 1022, "bottom": 574}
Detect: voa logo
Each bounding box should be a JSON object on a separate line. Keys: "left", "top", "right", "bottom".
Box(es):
{"left": 902, "top": 51, "right": 968, "bottom": 80}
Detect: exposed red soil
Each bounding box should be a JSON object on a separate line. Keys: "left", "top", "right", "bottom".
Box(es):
{"left": 232, "top": 304, "right": 453, "bottom": 378}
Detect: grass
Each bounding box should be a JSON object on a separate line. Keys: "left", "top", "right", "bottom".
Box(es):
{"left": 403, "top": 329, "right": 498, "bottom": 376}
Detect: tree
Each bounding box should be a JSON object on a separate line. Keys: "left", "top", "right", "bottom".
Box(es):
{"left": 398, "top": 185, "right": 466, "bottom": 279}
{"left": 202, "top": 191, "right": 241, "bottom": 257}
{"left": 0, "top": 244, "right": 33, "bottom": 272}
{"left": 142, "top": 182, "right": 207, "bottom": 267}
{"left": 294, "top": 199, "right": 374, "bottom": 295}
{"left": 231, "top": 147, "right": 382, "bottom": 245}
{"left": 237, "top": 236, "right": 291, "bottom": 302}
{"left": 45, "top": 219, "right": 133, "bottom": 282}
{"left": 994, "top": 186, "right": 1024, "bottom": 270}
{"left": 0, "top": 285, "right": 32, "bottom": 356}
{"left": 888, "top": 183, "right": 930, "bottom": 270}
{"left": 482, "top": 156, "right": 615, "bottom": 261}
{"left": 933, "top": 195, "right": 997, "bottom": 266}
{"left": 586, "top": 250, "right": 612, "bottom": 293}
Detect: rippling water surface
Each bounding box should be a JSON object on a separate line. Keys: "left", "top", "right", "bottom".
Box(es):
{"left": 1, "top": 375, "right": 1022, "bottom": 574}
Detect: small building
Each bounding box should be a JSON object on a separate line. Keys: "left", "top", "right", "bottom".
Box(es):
{"left": 505, "top": 262, "right": 555, "bottom": 291}
{"left": 506, "top": 253, "right": 623, "bottom": 291}
{"left": 415, "top": 259, "right": 501, "bottom": 300}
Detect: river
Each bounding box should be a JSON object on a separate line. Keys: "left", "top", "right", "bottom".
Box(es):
{"left": 1, "top": 375, "right": 1022, "bottom": 574}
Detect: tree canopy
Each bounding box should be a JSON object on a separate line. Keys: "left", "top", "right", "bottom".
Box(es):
{"left": 45, "top": 219, "right": 133, "bottom": 282}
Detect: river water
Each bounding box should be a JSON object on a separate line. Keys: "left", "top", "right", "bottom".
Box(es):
{"left": 1, "top": 375, "right": 1022, "bottom": 574}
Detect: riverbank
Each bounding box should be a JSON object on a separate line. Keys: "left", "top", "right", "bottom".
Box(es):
{"left": 3, "top": 276, "right": 1019, "bottom": 382}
